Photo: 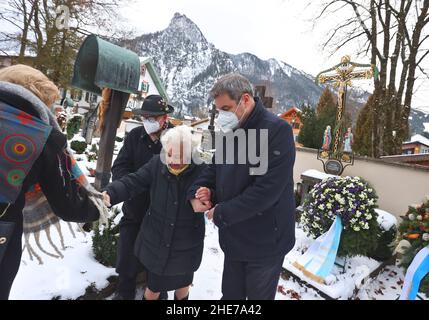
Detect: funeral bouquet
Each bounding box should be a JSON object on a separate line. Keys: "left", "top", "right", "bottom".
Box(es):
{"left": 301, "top": 176, "right": 394, "bottom": 258}
{"left": 398, "top": 199, "right": 429, "bottom": 295}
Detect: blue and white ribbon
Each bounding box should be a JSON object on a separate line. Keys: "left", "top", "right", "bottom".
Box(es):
{"left": 400, "top": 245, "right": 429, "bottom": 300}
{"left": 294, "top": 215, "right": 343, "bottom": 283}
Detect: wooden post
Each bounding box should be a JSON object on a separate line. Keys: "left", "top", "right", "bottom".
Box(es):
{"left": 208, "top": 103, "right": 217, "bottom": 149}
{"left": 254, "top": 85, "right": 273, "bottom": 108}
{"left": 94, "top": 90, "right": 129, "bottom": 190}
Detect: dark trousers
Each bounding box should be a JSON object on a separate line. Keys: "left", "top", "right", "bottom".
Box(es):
{"left": 221, "top": 255, "right": 284, "bottom": 300}
{"left": 115, "top": 214, "right": 144, "bottom": 299}
{"left": 0, "top": 222, "right": 23, "bottom": 300}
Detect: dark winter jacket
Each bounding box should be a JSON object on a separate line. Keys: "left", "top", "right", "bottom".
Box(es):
{"left": 111, "top": 123, "right": 173, "bottom": 226}
{"left": 187, "top": 97, "right": 296, "bottom": 261}
{"left": 106, "top": 156, "right": 206, "bottom": 276}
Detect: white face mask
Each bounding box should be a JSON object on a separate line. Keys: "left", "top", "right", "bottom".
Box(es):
{"left": 215, "top": 97, "right": 244, "bottom": 133}
{"left": 143, "top": 118, "right": 161, "bottom": 134}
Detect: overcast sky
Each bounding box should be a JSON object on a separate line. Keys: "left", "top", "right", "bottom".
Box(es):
{"left": 121, "top": 0, "right": 429, "bottom": 112}
{"left": 0, "top": 0, "right": 427, "bottom": 110}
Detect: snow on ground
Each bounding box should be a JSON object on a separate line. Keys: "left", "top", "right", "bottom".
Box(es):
{"left": 9, "top": 222, "right": 116, "bottom": 300}
{"left": 9, "top": 217, "right": 419, "bottom": 300}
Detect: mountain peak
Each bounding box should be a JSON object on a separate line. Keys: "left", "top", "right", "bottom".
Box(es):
{"left": 169, "top": 12, "right": 198, "bottom": 31}
{"left": 166, "top": 12, "right": 207, "bottom": 45}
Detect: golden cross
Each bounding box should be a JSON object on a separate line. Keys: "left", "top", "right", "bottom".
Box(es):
{"left": 316, "top": 55, "right": 377, "bottom": 155}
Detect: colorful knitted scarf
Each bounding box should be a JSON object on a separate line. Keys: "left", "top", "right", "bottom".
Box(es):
{"left": 0, "top": 81, "right": 108, "bottom": 264}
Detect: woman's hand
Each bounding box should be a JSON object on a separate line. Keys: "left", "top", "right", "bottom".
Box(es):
{"left": 195, "top": 187, "right": 211, "bottom": 203}
{"left": 190, "top": 198, "right": 212, "bottom": 213}
{"left": 102, "top": 191, "right": 111, "bottom": 207}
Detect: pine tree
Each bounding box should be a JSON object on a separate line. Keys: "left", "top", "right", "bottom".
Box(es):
{"left": 316, "top": 88, "right": 337, "bottom": 116}
{"left": 298, "top": 89, "right": 339, "bottom": 150}
{"left": 316, "top": 88, "right": 338, "bottom": 149}
{"left": 298, "top": 106, "right": 319, "bottom": 149}
{"left": 354, "top": 94, "right": 375, "bottom": 156}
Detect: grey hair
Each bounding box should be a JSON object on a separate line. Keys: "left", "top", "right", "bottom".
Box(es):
{"left": 210, "top": 73, "right": 254, "bottom": 103}
{"left": 161, "top": 125, "right": 200, "bottom": 152}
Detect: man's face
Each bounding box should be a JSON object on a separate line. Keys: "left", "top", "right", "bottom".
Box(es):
{"left": 214, "top": 93, "right": 250, "bottom": 120}
{"left": 141, "top": 114, "right": 167, "bottom": 128}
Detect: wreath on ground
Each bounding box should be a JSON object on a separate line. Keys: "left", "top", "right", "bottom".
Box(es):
{"left": 397, "top": 199, "right": 429, "bottom": 296}
{"left": 300, "top": 176, "right": 396, "bottom": 259}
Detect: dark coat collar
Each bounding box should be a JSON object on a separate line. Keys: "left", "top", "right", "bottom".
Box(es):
{"left": 241, "top": 97, "right": 265, "bottom": 130}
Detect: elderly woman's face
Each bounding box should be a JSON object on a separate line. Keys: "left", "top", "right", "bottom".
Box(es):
{"left": 166, "top": 141, "right": 187, "bottom": 169}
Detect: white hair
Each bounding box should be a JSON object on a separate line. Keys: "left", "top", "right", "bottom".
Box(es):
{"left": 161, "top": 125, "right": 200, "bottom": 161}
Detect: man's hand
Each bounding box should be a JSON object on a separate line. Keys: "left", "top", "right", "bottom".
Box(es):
{"left": 102, "top": 191, "right": 111, "bottom": 207}
{"left": 190, "top": 198, "right": 212, "bottom": 213}
{"left": 195, "top": 187, "right": 211, "bottom": 203}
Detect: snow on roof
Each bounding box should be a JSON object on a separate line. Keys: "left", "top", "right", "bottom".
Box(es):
{"left": 405, "top": 134, "right": 429, "bottom": 147}
{"left": 424, "top": 123, "right": 429, "bottom": 133}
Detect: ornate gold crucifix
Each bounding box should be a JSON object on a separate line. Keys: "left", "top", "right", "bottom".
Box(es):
{"left": 316, "top": 55, "right": 378, "bottom": 155}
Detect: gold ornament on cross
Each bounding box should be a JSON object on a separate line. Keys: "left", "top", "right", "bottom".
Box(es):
{"left": 315, "top": 55, "right": 378, "bottom": 155}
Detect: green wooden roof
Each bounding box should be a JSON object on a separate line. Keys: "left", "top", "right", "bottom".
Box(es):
{"left": 140, "top": 57, "right": 169, "bottom": 102}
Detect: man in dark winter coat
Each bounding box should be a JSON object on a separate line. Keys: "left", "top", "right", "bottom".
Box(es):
{"left": 0, "top": 65, "right": 103, "bottom": 300}
{"left": 188, "top": 73, "right": 296, "bottom": 300}
{"left": 111, "top": 94, "right": 173, "bottom": 300}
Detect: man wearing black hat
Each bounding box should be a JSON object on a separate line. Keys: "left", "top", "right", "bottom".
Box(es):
{"left": 111, "top": 95, "right": 174, "bottom": 300}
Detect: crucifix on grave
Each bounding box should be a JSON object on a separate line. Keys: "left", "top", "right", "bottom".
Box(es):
{"left": 315, "top": 55, "right": 378, "bottom": 175}
{"left": 71, "top": 34, "right": 141, "bottom": 190}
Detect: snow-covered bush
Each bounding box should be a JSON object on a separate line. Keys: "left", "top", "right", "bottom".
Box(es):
{"left": 70, "top": 140, "right": 87, "bottom": 154}
{"left": 66, "top": 114, "right": 83, "bottom": 140}
{"left": 92, "top": 207, "right": 121, "bottom": 267}
{"left": 86, "top": 144, "right": 98, "bottom": 161}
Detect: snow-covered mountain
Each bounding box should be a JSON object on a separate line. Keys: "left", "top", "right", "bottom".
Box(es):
{"left": 409, "top": 108, "right": 429, "bottom": 137}
{"left": 121, "top": 12, "right": 427, "bottom": 138}
{"left": 121, "top": 13, "right": 342, "bottom": 116}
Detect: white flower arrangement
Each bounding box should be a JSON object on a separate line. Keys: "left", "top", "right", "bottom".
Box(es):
{"left": 301, "top": 176, "right": 379, "bottom": 238}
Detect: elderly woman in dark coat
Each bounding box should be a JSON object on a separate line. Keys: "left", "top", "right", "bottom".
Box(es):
{"left": 103, "top": 126, "right": 211, "bottom": 300}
